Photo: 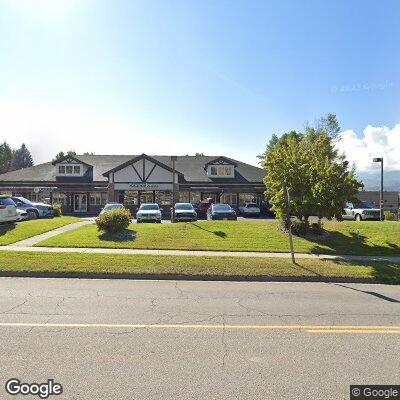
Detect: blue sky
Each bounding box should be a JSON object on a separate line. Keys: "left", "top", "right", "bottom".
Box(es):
{"left": 0, "top": 0, "right": 399, "bottom": 169}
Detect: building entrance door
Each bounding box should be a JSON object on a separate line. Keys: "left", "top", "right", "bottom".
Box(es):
{"left": 74, "top": 194, "right": 87, "bottom": 213}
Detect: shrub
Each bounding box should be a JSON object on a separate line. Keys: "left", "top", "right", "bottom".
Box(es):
{"left": 95, "top": 208, "right": 132, "bottom": 234}
{"left": 310, "top": 221, "right": 324, "bottom": 235}
{"left": 384, "top": 210, "right": 398, "bottom": 221}
{"left": 52, "top": 203, "right": 62, "bottom": 217}
{"left": 290, "top": 220, "right": 309, "bottom": 236}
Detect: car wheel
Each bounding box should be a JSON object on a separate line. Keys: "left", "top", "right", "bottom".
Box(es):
{"left": 27, "top": 210, "right": 39, "bottom": 220}
{"left": 355, "top": 214, "right": 362, "bottom": 221}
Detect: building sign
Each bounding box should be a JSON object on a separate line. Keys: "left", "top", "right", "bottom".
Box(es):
{"left": 114, "top": 183, "right": 173, "bottom": 191}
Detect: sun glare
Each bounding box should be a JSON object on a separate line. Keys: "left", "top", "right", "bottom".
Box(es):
{"left": 11, "top": 0, "right": 76, "bottom": 18}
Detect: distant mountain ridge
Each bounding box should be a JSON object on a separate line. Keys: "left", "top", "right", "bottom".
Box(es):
{"left": 357, "top": 170, "right": 400, "bottom": 192}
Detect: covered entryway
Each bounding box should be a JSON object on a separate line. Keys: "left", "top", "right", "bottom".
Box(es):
{"left": 104, "top": 154, "right": 182, "bottom": 217}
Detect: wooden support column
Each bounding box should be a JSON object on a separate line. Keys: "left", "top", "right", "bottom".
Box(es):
{"left": 107, "top": 183, "right": 115, "bottom": 203}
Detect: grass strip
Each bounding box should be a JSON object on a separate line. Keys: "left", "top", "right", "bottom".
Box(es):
{"left": 0, "top": 251, "right": 398, "bottom": 283}
{"left": 0, "top": 217, "right": 82, "bottom": 246}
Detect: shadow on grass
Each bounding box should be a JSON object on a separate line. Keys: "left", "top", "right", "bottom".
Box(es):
{"left": 0, "top": 223, "right": 16, "bottom": 237}
{"left": 292, "top": 259, "right": 400, "bottom": 288}
{"left": 98, "top": 229, "right": 137, "bottom": 242}
{"left": 190, "top": 223, "right": 227, "bottom": 239}
{"left": 302, "top": 230, "right": 400, "bottom": 256}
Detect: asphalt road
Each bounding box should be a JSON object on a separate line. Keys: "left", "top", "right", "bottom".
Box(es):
{"left": 0, "top": 278, "right": 398, "bottom": 400}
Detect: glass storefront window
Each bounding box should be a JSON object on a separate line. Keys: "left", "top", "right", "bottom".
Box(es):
{"left": 221, "top": 193, "right": 237, "bottom": 205}
{"left": 53, "top": 192, "right": 68, "bottom": 206}
{"left": 202, "top": 193, "right": 218, "bottom": 203}
{"left": 124, "top": 191, "right": 139, "bottom": 206}
{"left": 155, "top": 191, "right": 172, "bottom": 206}
{"left": 179, "top": 192, "right": 189, "bottom": 202}
{"left": 89, "top": 192, "right": 107, "bottom": 206}
{"left": 190, "top": 192, "right": 201, "bottom": 205}
{"left": 140, "top": 191, "right": 154, "bottom": 204}
{"left": 239, "top": 193, "right": 258, "bottom": 205}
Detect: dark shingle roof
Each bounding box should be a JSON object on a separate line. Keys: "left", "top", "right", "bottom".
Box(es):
{"left": 0, "top": 155, "right": 265, "bottom": 183}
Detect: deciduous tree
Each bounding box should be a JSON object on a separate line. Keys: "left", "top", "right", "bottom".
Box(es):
{"left": 259, "top": 114, "right": 362, "bottom": 224}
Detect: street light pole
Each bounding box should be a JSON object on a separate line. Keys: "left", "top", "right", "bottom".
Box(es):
{"left": 171, "top": 156, "right": 177, "bottom": 222}
{"left": 373, "top": 157, "right": 384, "bottom": 221}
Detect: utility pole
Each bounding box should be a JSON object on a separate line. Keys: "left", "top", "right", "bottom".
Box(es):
{"left": 171, "top": 156, "right": 177, "bottom": 222}
{"left": 283, "top": 182, "right": 295, "bottom": 264}
{"left": 373, "top": 157, "right": 384, "bottom": 221}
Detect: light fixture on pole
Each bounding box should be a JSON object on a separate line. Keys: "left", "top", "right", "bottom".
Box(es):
{"left": 373, "top": 157, "right": 384, "bottom": 221}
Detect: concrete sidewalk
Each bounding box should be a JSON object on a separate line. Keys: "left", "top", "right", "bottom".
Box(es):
{"left": 10, "top": 220, "right": 93, "bottom": 247}
{"left": 1, "top": 245, "right": 399, "bottom": 262}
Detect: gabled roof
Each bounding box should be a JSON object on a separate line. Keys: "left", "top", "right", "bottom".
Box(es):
{"left": 204, "top": 156, "right": 238, "bottom": 168}
{"left": 102, "top": 154, "right": 184, "bottom": 177}
{"left": 0, "top": 154, "right": 266, "bottom": 184}
{"left": 51, "top": 154, "right": 92, "bottom": 167}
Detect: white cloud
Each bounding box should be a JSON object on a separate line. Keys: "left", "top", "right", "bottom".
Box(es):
{"left": 336, "top": 124, "right": 400, "bottom": 172}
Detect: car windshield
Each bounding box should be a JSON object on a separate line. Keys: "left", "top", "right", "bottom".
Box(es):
{"left": 357, "top": 201, "right": 373, "bottom": 209}
{"left": 246, "top": 203, "right": 258, "bottom": 207}
{"left": 213, "top": 204, "right": 231, "bottom": 211}
{"left": 16, "top": 197, "right": 32, "bottom": 205}
{"left": 175, "top": 204, "right": 193, "bottom": 210}
{"left": 140, "top": 204, "right": 159, "bottom": 210}
{"left": 104, "top": 204, "right": 123, "bottom": 210}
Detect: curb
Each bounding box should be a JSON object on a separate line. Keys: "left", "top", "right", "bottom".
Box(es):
{"left": 0, "top": 271, "right": 389, "bottom": 284}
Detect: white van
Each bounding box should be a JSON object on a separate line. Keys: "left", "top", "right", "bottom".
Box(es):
{"left": 0, "top": 196, "right": 18, "bottom": 223}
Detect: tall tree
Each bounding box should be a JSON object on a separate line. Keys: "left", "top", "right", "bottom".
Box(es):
{"left": 0, "top": 141, "right": 13, "bottom": 174}
{"left": 260, "top": 114, "right": 362, "bottom": 223}
{"left": 52, "top": 150, "right": 76, "bottom": 163}
{"left": 11, "top": 143, "right": 34, "bottom": 170}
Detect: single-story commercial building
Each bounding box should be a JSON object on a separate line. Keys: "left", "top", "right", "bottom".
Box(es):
{"left": 355, "top": 190, "right": 399, "bottom": 212}
{"left": 0, "top": 154, "right": 267, "bottom": 215}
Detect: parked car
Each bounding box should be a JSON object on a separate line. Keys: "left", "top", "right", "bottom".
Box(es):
{"left": 11, "top": 196, "right": 54, "bottom": 220}
{"left": 136, "top": 203, "right": 162, "bottom": 223}
{"left": 172, "top": 203, "right": 197, "bottom": 222}
{"left": 238, "top": 202, "right": 261, "bottom": 217}
{"left": 207, "top": 203, "right": 237, "bottom": 220}
{"left": 99, "top": 203, "right": 125, "bottom": 216}
{"left": 197, "top": 198, "right": 213, "bottom": 218}
{"left": 0, "top": 196, "right": 18, "bottom": 224}
{"left": 16, "top": 208, "right": 28, "bottom": 221}
{"left": 342, "top": 201, "right": 381, "bottom": 221}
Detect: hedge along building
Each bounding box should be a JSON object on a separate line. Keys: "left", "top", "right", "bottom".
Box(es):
{"left": 0, "top": 154, "right": 266, "bottom": 215}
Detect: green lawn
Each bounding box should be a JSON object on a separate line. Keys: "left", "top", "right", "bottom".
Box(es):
{"left": 0, "top": 251, "right": 398, "bottom": 283}
{"left": 0, "top": 217, "right": 81, "bottom": 245}
{"left": 36, "top": 220, "right": 400, "bottom": 256}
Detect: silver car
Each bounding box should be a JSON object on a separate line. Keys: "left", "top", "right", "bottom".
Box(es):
{"left": 342, "top": 201, "right": 381, "bottom": 221}
{"left": 16, "top": 208, "right": 29, "bottom": 221}
{"left": 99, "top": 203, "right": 125, "bottom": 216}
{"left": 11, "top": 196, "right": 54, "bottom": 220}
{"left": 0, "top": 196, "right": 18, "bottom": 223}
{"left": 172, "top": 203, "right": 197, "bottom": 222}
{"left": 136, "top": 203, "right": 162, "bottom": 223}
